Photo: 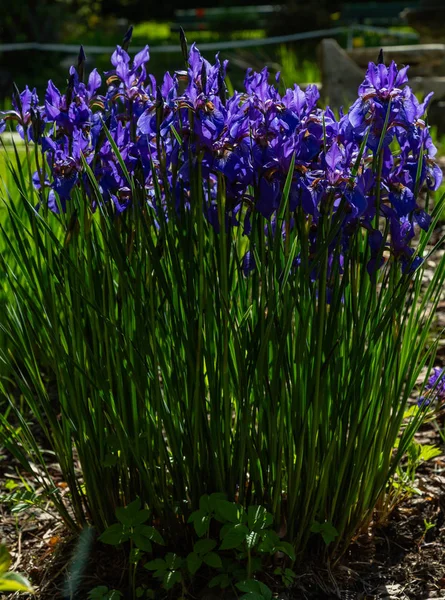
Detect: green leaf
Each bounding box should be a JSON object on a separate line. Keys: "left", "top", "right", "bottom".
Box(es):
{"left": 219, "top": 524, "right": 248, "bottom": 550}
{"left": 132, "top": 509, "right": 151, "bottom": 526}
{"left": 208, "top": 493, "right": 227, "bottom": 511}
{"left": 236, "top": 580, "right": 272, "bottom": 600}
{"left": 245, "top": 531, "right": 260, "bottom": 549}
{"left": 0, "top": 572, "right": 34, "bottom": 593}
{"left": 215, "top": 499, "right": 240, "bottom": 523}
{"left": 163, "top": 570, "right": 182, "bottom": 590}
{"left": 189, "top": 510, "right": 210, "bottom": 536}
{"left": 277, "top": 541, "right": 296, "bottom": 561}
{"left": 186, "top": 552, "right": 202, "bottom": 575}
{"left": 321, "top": 525, "right": 338, "bottom": 546}
{"left": 131, "top": 530, "right": 153, "bottom": 553}
{"left": 199, "top": 494, "right": 210, "bottom": 512}
{"left": 115, "top": 498, "right": 143, "bottom": 526}
{"left": 0, "top": 546, "right": 11, "bottom": 575}
{"left": 88, "top": 586, "right": 110, "bottom": 599}
{"left": 165, "top": 553, "right": 182, "bottom": 570}
{"left": 99, "top": 523, "right": 129, "bottom": 545}
{"left": 144, "top": 559, "right": 166, "bottom": 572}
{"left": 209, "top": 573, "right": 230, "bottom": 589}
{"left": 236, "top": 580, "right": 260, "bottom": 594}
{"left": 310, "top": 521, "right": 338, "bottom": 546}
{"left": 133, "top": 525, "right": 165, "bottom": 546}
{"left": 257, "top": 530, "right": 279, "bottom": 553}
{"left": 194, "top": 539, "right": 216, "bottom": 555}
{"left": 419, "top": 444, "right": 442, "bottom": 462}
{"left": 247, "top": 506, "right": 273, "bottom": 532}
{"left": 202, "top": 552, "right": 222, "bottom": 569}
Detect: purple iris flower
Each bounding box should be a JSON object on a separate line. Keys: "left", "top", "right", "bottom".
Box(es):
{"left": 2, "top": 41, "right": 440, "bottom": 280}
{"left": 0, "top": 86, "right": 41, "bottom": 140}
{"left": 418, "top": 367, "right": 445, "bottom": 407}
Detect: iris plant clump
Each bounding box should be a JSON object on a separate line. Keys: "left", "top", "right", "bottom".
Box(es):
{"left": 1, "top": 33, "right": 445, "bottom": 562}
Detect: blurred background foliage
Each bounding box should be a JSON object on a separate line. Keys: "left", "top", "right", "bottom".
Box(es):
{"left": 0, "top": 0, "right": 425, "bottom": 100}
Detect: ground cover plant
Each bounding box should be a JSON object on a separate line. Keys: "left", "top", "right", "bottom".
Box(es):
{"left": 0, "top": 545, "right": 34, "bottom": 594}
{"left": 1, "top": 29, "right": 445, "bottom": 597}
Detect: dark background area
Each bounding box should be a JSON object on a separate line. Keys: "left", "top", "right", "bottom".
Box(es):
{"left": 0, "top": 0, "right": 443, "bottom": 101}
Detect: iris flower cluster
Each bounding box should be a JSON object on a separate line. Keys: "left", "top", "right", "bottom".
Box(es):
{"left": 0, "top": 37, "right": 442, "bottom": 275}
{"left": 418, "top": 367, "right": 445, "bottom": 407}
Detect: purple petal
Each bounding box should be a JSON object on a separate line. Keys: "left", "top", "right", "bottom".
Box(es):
{"left": 88, "top": 69, "right": 102, "bottom": 96}
{"left": 133, "top": 46, "right": 150, "bottom": 71}
{"left": 325, "top": 142, "right": 342, "bottom": 171}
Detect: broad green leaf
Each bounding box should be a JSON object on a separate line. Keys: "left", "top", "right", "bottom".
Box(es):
{"left": 257, "top": 529, "right": 279, "bottom": 553}
{"left": 321, "top": 524, "right": 338, "bottom": 546}
{"left": 163, "top": 570, "right": 182, "bottom": 590}
{"left": 236, "top": 580, "right": 261, "bottom": 594}
{"left": 419, "top": 444, "right": 442, "bottom": 462}
{"left": 247, "top": 506, "right": 273, "bottom": 532}
{"left": 215, "top": 499, "right": 239, "bottom": 523}
{"left": 88, "top": 587, "right": 123, "bottom": 600}
{"left": 133, "top": 525, "right": 165, "bottom": 546}
{"left": 277, "top": 541, "right": 296, "bottom": 561}
{"left": 219, "top": 524, "right": 248, "bottom": 550}
{"left": 199, "top": 495, "right": 210, "bottom": 512}
{"left": 202, "top": 552, "right": 222, "bottom": 569}
{"left": 186, "top": 552, "right": 202, "bottom": 575}
{"left": 310, "top": 521, "right": 338, "bottom": 546}
{"left": 99, "top": 523, "right": 129, "bottom": 546}
{"left": 208, "top": 493, "right": 227, "bottom": 511}
{"left": 310, "top": 521, "right": 321, "bottom": 533}
{"left": 144, "top": 559, "right": 166, "bottom": 572}
{"left": 209, "top": 573, "right": 230, "bottom": 589}
{"left": 245, "top": 531, "right": 260, "bottom": 549}
{"left": 131, "top": 530, "right": 153, "bottom": 553}
{"left": 236, "top": 580, "right": 272, "bottom": 600}
{"left": 165, "top": 553, "right": 182, "bottom": 570}
{"left": 194, "top": 539, "right": 216, "bottom": 555}
{"left": 88, "top": 585, "right": 110, "bottom": 599}
{"left": 190, "top": 512, "right": 210, "bottom": 537}
{"left": 115, "top": 498, "right": 142, "bottom": 526}
{"left": 132, "top": 509, "right": 151, "bottom": 526}
{"left": 0, "top": 546, "right": 11, "bottom": 575}
{"left": 0, "top": 572, "right": 34, "bottom": 593}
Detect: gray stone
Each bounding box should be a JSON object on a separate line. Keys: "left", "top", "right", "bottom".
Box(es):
{"left": 348, "top": 44, "right": 445, "bottom": 77}
{"left": 410, "top": 76, "right": 445, "bottom": 99}
{"left": 319, "top": 38, "right": 364, "bottom": 109}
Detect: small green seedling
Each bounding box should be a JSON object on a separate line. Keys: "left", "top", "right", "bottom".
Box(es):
{"left": 99, "top": 498, "right": 165, "bottom": 552}
{"left": 310, "top": 521, "right": 339, "bottom": 546}
{"left": 144, "top": 553, "right": 183, "bottom": 590}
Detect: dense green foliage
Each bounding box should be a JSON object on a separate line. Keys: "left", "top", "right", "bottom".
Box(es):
{"left": 1, "top": 134, "right": 444, "bottom": 564}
